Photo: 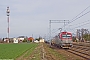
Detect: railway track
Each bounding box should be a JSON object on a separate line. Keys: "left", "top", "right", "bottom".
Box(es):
{"left": 66, "top": 43, "right": 90, "bottom": 60}
{"left": 73, "top": 42, "right": 90, "bottom": 47}
{"left": 46, "top": 42, "right": 90, "bottom": 60}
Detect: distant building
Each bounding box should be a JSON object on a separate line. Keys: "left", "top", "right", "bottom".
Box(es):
{"left": 3, "top": 38, "right": 9, "bottom": 43}
{"left": 17, "top": 36, "right": 26, "bottom": 42}
{"left": 34, "top": 40, "right": 39, "bottom": 43}
{"left": 13, "top": 38, "right": 18, "bottom": 43}
{"left": 39, "top": 38, "right": 44, "bottom": 43}
{"left": 28, "top": 37, "right": 34, "bottom": 42}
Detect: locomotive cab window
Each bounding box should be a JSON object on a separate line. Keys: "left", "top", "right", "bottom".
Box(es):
{"left": 67, "top": 35, "right": 71, "bottom": 38}
{"left": 62, "top": 35, "right": 71, "bottom": 38}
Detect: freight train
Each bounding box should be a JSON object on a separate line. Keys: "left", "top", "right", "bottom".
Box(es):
{"left": 51, "top": 31, "right": 73, "bottom": 48}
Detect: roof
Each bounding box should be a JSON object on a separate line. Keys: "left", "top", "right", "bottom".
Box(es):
{"left": 18, "top": 36, "right": 26, "bottom": 38}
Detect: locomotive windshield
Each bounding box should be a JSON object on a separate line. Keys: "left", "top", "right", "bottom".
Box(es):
{"left": 62, "top": 35, "right": 71, "bottom": 38}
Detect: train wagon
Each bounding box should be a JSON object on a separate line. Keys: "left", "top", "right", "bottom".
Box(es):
{"left": 51, "top": 31, "right": 73, "bottom": 48}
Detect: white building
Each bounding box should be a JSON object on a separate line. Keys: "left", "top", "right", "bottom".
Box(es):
{"left": 39, "top": 39, "right": 44, "bottom": 43}
{"left": 13, "top": 38, "right": 18, "bottom": 43}
{"left": 34, "top": 40, "right": 39, "bottom": 43}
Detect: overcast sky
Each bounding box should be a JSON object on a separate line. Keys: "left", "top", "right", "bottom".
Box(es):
{"left": 0, "top": 0, "right": 90, "bottom": 38}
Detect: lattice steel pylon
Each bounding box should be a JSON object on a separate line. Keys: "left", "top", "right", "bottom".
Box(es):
{"left": 49, "top": 20, "right": 69, "bottom": 46}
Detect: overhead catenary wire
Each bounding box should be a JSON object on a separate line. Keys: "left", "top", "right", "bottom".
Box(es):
{"left": 49, "top": 6, "right": 90, "bottom": 38}
{"left": 64, "top": 10, "right": 90, "bottom": 28}
{"left": 68, "top": 20, "right": 90, "bottom": 28}
{"left": 70, "top": 6, "right": 90, "bottom": 23}
{"left": 66, "top": 20, "right": 90, "bottom": 32}
{"left": 51, "top": 20, "right": 90, "bottom": 35}
{"left": 71, "top": 11, "right": 90, "bottom": 22}
{"left": 51, "top": 20, "right": 90, "bottom": 38}
{"left": 62, "top": 5, "right": 90, "bottom": 29}
{"left": 51, "top": 28, "right": 60, "bottom": 34}
{"left": 74, "top": 21, "right": 90, "bottom": 29}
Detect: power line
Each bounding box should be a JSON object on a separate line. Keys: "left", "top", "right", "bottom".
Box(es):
{"left": 65, "top": 20, "right": 90, "bottom": 34}
{"left": 71, "top": 11, "right": 90, "bottom": 22}
{"left": 74, "top": 21, "right": 90, "bottom": 28}
{"left": 68, "top": 20, "right": 90, "bottom": 28}
{"left": 67, "top": 20, "right": 90, "bottom": 31}
{"left": 70, "top": 6, "right": 90, "bottom": 23}
{"left": 62, "top": 6, "right": 90, "bottom": 29}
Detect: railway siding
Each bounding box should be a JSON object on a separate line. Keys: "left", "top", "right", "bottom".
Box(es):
{"left": 67, "top": 42, "right": 90, "bottom": 60}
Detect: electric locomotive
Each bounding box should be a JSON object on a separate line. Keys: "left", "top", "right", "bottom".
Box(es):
{"left": 51, "top": 31, "right": 73, "bottom": 48}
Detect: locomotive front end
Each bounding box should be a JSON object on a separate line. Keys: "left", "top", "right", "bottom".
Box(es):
{"left": 60, "top": 32, "right": 73, "bottom": 48}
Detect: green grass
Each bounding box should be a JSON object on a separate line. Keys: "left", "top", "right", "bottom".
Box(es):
{"left": 44, "top": 44, "right": 66, "bottom": 60}
{"left": 0, "top": 43, "right": 38, "bottom": 59}
{"left": 48, "top": 48, "right": 66, "bottom": 60}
